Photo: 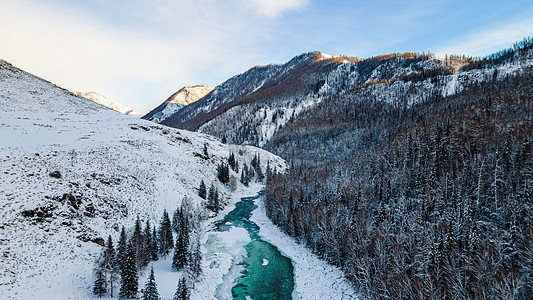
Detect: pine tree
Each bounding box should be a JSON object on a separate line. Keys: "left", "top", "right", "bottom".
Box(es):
{"left": 198, "top": 180, "right": 207, "bottom": 199}
{"left": 207, "top": 184, "right": 220, "bottom": 212}
{"left": 119, "top": 243, "right": 138, "bottom": 299}
{"left": 133, "top": 215, "right": 145, "bottom": 267}
{"left": 228, "top": 152, "right": 236, "bottom": 171}
{"left": 217, "top": 163, "right": 230, "bottom": 184}
{"left": 240, "top": 165, "right": 249, "bottom": 186}
{"left": 188, "top": 237, "right": 202, "bottom": 279}
{"left": 266, "top": 161, "right": 273, "bottom": 181}
{"left": 142, "top": 220, "right": 152, "bottom": 266}
{"left": 172, "top": 209, "right": 180, "bottom": 234}
{"left": 214, "top": 188, "right": 220, "bottom": 212}
{"left": 101, "top": 235, "right": 117, "bottom": 297}
{"left": 172, "top": 225, "right": 189, "bottom": 271}
{"left": 142, "top": 266, "right": 160, "bottom": 300}
{"left": 150, "top": 227, "right": 159, "bottom": 261}
{"left": 173, "top": 277, "right": 189, "bottom": 300}
{"left": 93, "top": 269, "right": 106, "bottom": 297}
{"left": 251, "top": 154, "right": 263, "bottom": 180}
{"left": 158, "top": 209, "right": 174, "bottom": 256}
{"left": 117, "top": 226, "right": 128, "bottom": 269}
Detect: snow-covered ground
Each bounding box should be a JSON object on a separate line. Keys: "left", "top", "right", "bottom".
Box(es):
{"left": 0, "top": 59, "right": 284, "bottom": 299}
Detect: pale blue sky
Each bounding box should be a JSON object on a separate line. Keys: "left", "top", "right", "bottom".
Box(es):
{"left": 1, "top": 0, "right": 533, "bottom": 113}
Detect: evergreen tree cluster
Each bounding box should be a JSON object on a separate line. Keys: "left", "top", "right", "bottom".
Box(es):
{"left": 251, "top": 154, "right": 264, "bottom": 181}
{"left": 92, "top": 202, "right": 204, "bottom": 298}
{"left": 265, "top": 67, "right": 533, "bottom": 299}
{"left": 206, "top": 183, "right": 221, "bottom": 213}
{"left": 216, "top": 162, "right": 230, "bottom": 184}
{"left": 228, "top": 152, "right": 238, "bottom": 171}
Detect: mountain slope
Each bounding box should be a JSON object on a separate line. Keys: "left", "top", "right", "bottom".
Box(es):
{"left": 159, "top": 51, "right": 467, "bottom": 146}
{"left": 261, "top": 44, "right": 533, "bottom": 299}
{"left": 160, "top": 52, "right": 333, "bottom": 133}
{"left": 143, "top": 85, "right": 213, "bottom": 123}
{"left": 74, "top": 91, "right": 141, "bottom": 117}
{"left": 0, "top": 59, "right": 284, "bottom": 299}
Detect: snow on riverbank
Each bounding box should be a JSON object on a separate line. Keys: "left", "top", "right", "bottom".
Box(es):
{"left": 141, "top": 183, "right": 357, "bottom": 300}
{"left": 188, "top": 183, "right": 262, "bottom": 300}
{"left": 250, "top": 189, "right": 358, "bottom": 300}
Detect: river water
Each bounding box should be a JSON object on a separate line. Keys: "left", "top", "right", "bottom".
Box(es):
{"left": 212, "top": 194, "right": 295, "bottom": 299}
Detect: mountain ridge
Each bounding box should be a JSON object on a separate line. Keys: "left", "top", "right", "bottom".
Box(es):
{"left": 73, "top": 91, "right": 142, "bottom": 117}
{"left": 143, "top": 85, "right": 213, "bottom": 123}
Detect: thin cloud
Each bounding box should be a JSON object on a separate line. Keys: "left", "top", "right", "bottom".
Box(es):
{"left": 0, "top": 0, "right": 277, "bottom": 113}
{"left": 244, "top": 0, "right": 309, "bottom": 17}
{"left": 435, "top": 17, "right": 533, "bottom": 57}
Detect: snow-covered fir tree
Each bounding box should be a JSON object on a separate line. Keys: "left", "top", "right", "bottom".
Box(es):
{"left": 187, "top": 237, "right": 202, "bottom": 280}
{"left": 173, "top": 277, "right": 189, "bottom": 300}
{"left": 158, "top": 209, "right": 174, "bottom": 256}
{"left": 142, "top": 266, "right": 160, "bottom": 300}
{"left": 119, "top": 243, "right": 138, "bottom": 299}
{"left": 198, "top": 180, "right": 206, "bottom": 199}
{"left": 117, "top": 226, "right": 128, "bottom": 269}
{"left": 93, "top": 269, "right": 106, "bottom": 297}
{"left": 172, "top": 221, "right": 189, "bottom": 271}
{"left": 101, "top": 235, "right": 117, "bottom": 297}
{"left": 150, "top": 227, "right": 159, "bottom": 261}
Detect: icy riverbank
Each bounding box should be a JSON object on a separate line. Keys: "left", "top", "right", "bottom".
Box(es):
{"left": 250, "top": 189, "right": 358, "bottom": 300}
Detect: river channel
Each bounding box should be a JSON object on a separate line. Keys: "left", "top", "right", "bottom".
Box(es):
{"left": 211, "top": 194, "right": 295, "bottom": 299}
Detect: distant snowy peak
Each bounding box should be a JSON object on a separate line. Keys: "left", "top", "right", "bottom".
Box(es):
{"left": 74, "top": 91, "right": 141, "bottom": 117}
{"left": 166, "top": 85, "right": 214, "bottom": 106}
{"left": 142, "top": 85, "right": 213, "bottom": 123}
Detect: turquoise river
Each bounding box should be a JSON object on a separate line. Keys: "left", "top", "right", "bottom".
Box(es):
{"left": 215, "top": 194, "right": 295, "bottom": 299}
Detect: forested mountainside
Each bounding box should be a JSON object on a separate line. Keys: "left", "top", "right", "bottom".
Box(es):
{"left": 170, "top": 40, "right": 533, "bottom": 150}
{"left": 0, "top": 59, "right": 283, "bottom": 299}
{"left": 264, "top": 43, "right": 533, "bottom": 299}
{"left": 160, "top": 51, "right": 359, "bottom": 134}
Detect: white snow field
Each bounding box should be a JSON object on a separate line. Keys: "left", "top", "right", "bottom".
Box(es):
{"left": 0, "top": 59, "right": 284, "bottom": 299}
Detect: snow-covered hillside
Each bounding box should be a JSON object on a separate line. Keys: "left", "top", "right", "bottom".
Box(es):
{"left": 73, "top": 91, "right": 142, "bottom": 117}
{"left": 0, "top": 59, "right": 284, "bottom": 299}
{"left": 143, "top": 86, "right": 213, "bottom": 123}
{"left": 191, "top": 49, "right": 533, "bottom": 147}
{"left": 159, "top": 52, "right": 326, "bottom": 130}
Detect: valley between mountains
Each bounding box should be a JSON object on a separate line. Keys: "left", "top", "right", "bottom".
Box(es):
{"left": 1, "top": 37, "right": 533, "bottom": 300}
{"left": 0, "top": 58, "right": 355, "bottom": 299}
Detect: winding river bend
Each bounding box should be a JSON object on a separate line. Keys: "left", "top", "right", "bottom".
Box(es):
{"left": 212, "top": 194, "right": 295, "bottom": 299}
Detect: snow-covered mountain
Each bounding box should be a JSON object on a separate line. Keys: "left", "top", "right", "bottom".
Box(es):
{"left": 159, "top": 52, "right": 326, "bottom": 132}
{"left": 73, "top": 91, "right": 142, "bottom": 117}
{"left": 0, "top": 59, "right": 284, "bottom": 299}
{"left": 143, "top": 85, "right": 213, "bottom": 123}
{"left": 156, "top": 51, "right": 447, "bottom": 145}
{"left": 156, "top": 49, "right": 533, "bottom": 147}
